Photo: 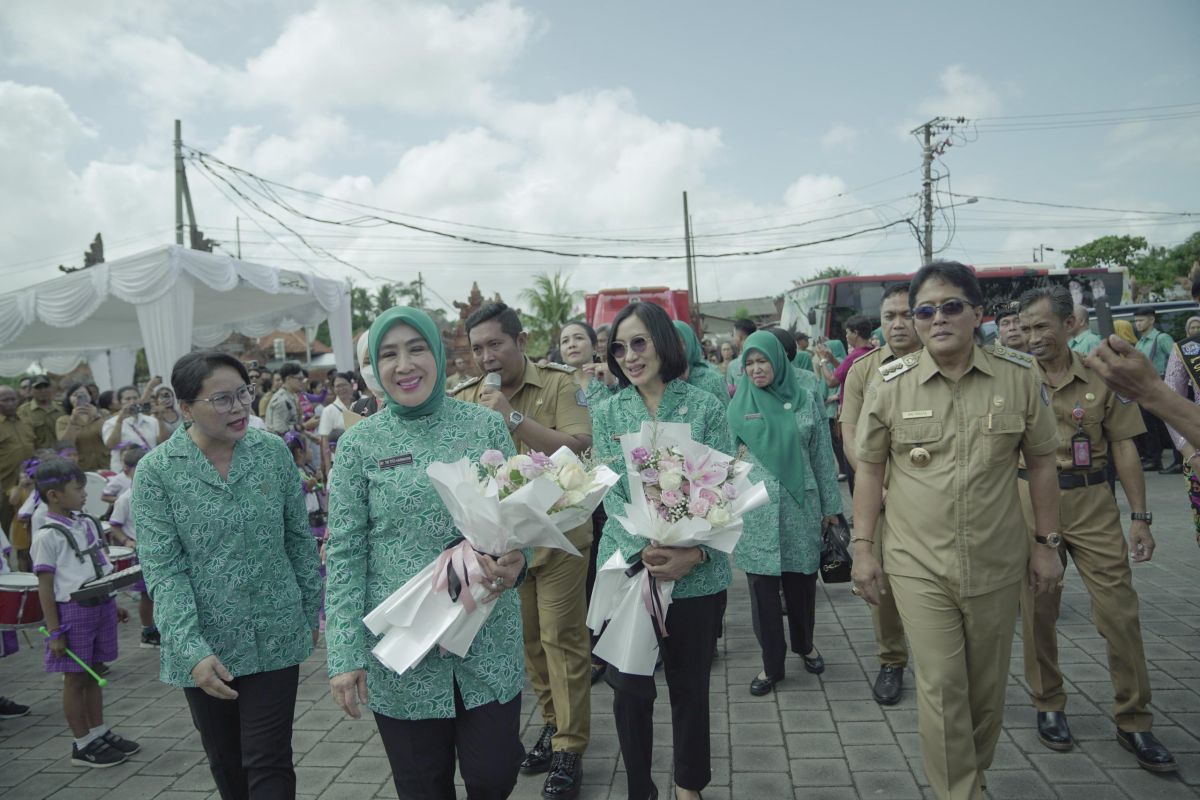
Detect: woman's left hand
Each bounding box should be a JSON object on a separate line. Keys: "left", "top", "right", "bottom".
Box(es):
{"left": 479, "top": 549, "right": 525, "bottom": 602}
{"left": 822, "top": 515, "right": 841, "bottom": 527}
{"left": 643, "top": 544, "right": 705, "bottom": 582}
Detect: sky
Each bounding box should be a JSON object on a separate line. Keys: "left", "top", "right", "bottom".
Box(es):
{"left": 2, "top": 0, "right": 1198, "bottom": 318}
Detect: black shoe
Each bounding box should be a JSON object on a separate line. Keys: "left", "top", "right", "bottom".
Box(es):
{"left": 1141, "top": 459, "right": 1162, "bottom": 471}
{"left": 71, "top": 738, "right": 127, "bottom": 768}
{"left": 802, "top": 651, "right": 825, "bottom": 675}
{"left": 93, "top": 662, "right": 111, "bottom": 677}
{"left": 101, "top": 730, "right": 140, "bottom": 756}
{"left": 590, "top": 662, "right": 607, "bottom": 685}
{"left": 1117, "top": 729, "right": 1177, "bottom": 773}
{"left": 1036, "top": 711, "right": 1074, "bottom": 751}
{"left": 872, "top": 665, "right": 904, "bottom": 705}
{"left": 542, "top": 751, "right": 582, "bottom": 800}
{"left": 520, "top": 725, "right": 556, "bottom": 774}
{"left": 0, "top": 696, "right": 30, "bottom": 719}
{"left": 1160, "top": 462, "right": 1183, "bottom": 475}
{"left": 750, "top": 673, "right": 781, "bottom": 696}
{"left": 140, "top": 628, "right": 161, "bottom": 649}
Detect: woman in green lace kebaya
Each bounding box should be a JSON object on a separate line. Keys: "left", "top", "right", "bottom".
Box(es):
{"left": 590, "top": 302, "right": 732, "bottom": 800}
{"left": 673, "top": 319, "right": 730, "bottom": 407}
{"left": 325, "top": 307, "right": 527, "bottom": 800}
{"left": 727, "top": 331, "right": 842, "bottom": 697}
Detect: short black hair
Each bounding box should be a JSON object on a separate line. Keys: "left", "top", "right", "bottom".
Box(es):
{"left": 1133, "top": 305, "right": 1157, "bottom": 319}
{"left": 560, "top": 320, "right": 598, "bottom": 348}
{"left": 794, "top": 331, "right": 810, "bottom": 342}
{"left": 466, "top": 302, "right": 523, "bottom": 341}
{"left": 882, "top": 282, "right": 911, "bottom": 303}
{"left": 33, "top": 457, "right": 85, "bottom": 498}
{"left": 61, "top": 381, "right": 90, "bottom": 415}
{"left": 1191, "top": 280, "right": 1200, "bottom": 301}
{"left": 909, "top": 261, "right": 983, "bottom": 309}
{"left": 279, "top": 362, "right": 306, "bottom": 381}
{"left": 607, "top": 302, "right": 688, "bottom": 388}
{"left": 767, "top": 327, "right": 798, "bottom": 361}
{"left": 122, "top": 446, "right": 148, "bottom": 470}
{"left": 844, "top": 314, "right": 873, "bottom": 340}
{"left": 1018, "top": 285, "right": 1074, "bottom": 321}
{"left": 733, "top": 318, "right": 757, "bottom": 338}
{"left": 97, "top": 390, "right": 115, "bottom": 411}
{"left": 115, "top": 385, "right": 138, "bottom": 401}
{"left": 171, "top": 350, "right": 251, "bottom": 404}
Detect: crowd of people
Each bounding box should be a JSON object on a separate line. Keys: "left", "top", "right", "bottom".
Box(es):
{"left": 1, "top": 261, "right": 1198, "bottom": 800}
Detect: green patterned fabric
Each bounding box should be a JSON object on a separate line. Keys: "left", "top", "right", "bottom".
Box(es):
{"left": 792, "top": 350, "right": 814, "bottom": 372}
{"left": 687, "top": 363, "right": 731, "bottom": 407}
{"left": 133, "top": 426, "right": 323, "bottom": 687}
{"left": 590, "top": 380, "right": 733, "bottom": 599}
{"left": 732, "top": 387, "right": 842, "bottom": 575}
{"left": 584, "top": 378, "right": 617, "bottom": 408}
{"left": 325, "top": 399, "right": 525, "bottom": 719}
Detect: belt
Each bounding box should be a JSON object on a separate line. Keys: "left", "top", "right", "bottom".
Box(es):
{"left": 1017, "top": 468, "right": 1108, "bottom": 490}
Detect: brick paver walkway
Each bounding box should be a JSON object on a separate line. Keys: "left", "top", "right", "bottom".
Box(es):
{"left": 3, "top": 474, "right": 1198, "bottom": 799}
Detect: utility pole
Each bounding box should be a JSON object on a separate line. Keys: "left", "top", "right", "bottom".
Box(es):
{"left": 417, "top": 272, "right": 425, "bottom": 307}
{"left": 174, "top": 119, "right": 184, "bottom": 246}
{"left": 911, "top": 117, "right": 966, "bottom": 265}
{"left": 683, "top": 191, "right": 697, "bottom": 330}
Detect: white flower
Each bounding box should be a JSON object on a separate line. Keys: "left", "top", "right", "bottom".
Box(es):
{"left": 659, "top": 469, "right": 684, "bottom": 492}
{"left": 705, "top": 506, "right": 732, "bottom": 527}
{"left": 557, "top": 460, "right": 591, "bottom": 491}
{"left": 507, "top": 454, "right": 533, "bottom": 474}
{"left": 563, "top": 489, "right": 587, "bottom": 507}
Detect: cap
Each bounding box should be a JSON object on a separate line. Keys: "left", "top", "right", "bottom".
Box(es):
{"left": 30, "top": 375, "right": 51, "bottom": 388}
{"left": 795, "top": 332, "right": 811, "bottom": 341}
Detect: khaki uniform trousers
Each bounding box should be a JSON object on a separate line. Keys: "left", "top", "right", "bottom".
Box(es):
{"left": 519, "top": 544, "right": 592, "bottom": 754}
{"left": 1018, "top": 481, "right": 1153, "bottom": 731}
{"left": 870, "top": 512, "right": 908, "bottom": 666}
{"left": 892, "top": 575, "right": 1021, "bottom": 800}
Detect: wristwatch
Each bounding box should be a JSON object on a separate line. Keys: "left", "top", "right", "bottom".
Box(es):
{"left": 1035, "top": 532, "right": 1063, "bottom": 548}
{"left": 506, "top": 410, "right": 525, "bottom": 431}
{"left": 1130, "top": 512, "right": 1153, "bottom": 524}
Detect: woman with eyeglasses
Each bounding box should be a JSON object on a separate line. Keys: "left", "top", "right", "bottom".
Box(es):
{"left": 590, "top": 302, "right": 732, "bottom": 800}
{"left": 851, "top": 262, "right": 1063, "bottom": 800}
{"left": 132, "top": 350, "right": 323, "bottom": 800}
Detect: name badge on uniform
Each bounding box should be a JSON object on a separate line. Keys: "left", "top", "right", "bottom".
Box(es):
{"left": 378, "top": 454, "right": 415, "bottom": 470}
{"left": 743, "top": 413, "right": 763, "bottom": 420}
{"left": 901, "top": 410, "right": 933, "bottom": 420}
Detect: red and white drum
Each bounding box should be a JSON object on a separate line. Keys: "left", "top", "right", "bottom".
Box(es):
{"left": 108, "top": 546, "right": 138, "bottom": 573}
{"left": 0, "top": 572, "right": 43, "bottom": 628}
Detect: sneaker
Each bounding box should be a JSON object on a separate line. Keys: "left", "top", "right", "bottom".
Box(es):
{"left": 101, "top": 730, "right": 141, "bottom": 755}
{"left": 93, "top": 662, "right": 111, "bottom": 677}
{"left": 71, "top": 738, "right": 127, "bottom": 768}
{"left": 0, "top": 696, "right": 31, "bottom": 719}
{"left": 140, "top": 629, "right": 161, "bottom": 649}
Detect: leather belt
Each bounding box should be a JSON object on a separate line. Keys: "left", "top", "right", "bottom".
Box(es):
{"left": 1017, "top": 468, "right": 1108, "bottom": 490}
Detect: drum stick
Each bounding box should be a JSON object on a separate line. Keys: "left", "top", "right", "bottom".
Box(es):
{"left": 37, "top": 626, "right": 108, "bottom": 687}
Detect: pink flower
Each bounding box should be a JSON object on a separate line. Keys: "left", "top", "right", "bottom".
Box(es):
{"left": 640, "top": 468, "right": 660, "bottom": 484}
{"left": 631, "top": 447, "right": 651, "bottom": 465}
{"left": 658, "top": 455, "right": 681, "bottom": 472}
{"left": 480, "top": 449, "right": 506, "bottom": 468}
{"left": 530, "top": 451, "right": 554, "bottom": 468}
{"left": 688, "top": 497, "right": 711, "bottom": 517}
{"left": 518, "top": 460, "right": 546, "bottom": 479}
{"left": 662, "top": 489, "right": 682, "bottom": 507}
{"left": 495, "top": 472, "right": 513, "bottom": 491}
{"left": 699, "top": 488, "right": 720, "bottom": 504}
{"left": 722, "top": 483, "right": 739, "bottom": 500}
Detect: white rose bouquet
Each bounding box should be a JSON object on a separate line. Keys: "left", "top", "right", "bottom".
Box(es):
{"left": 587, "top": 421, "right": 768, "bottom": 675}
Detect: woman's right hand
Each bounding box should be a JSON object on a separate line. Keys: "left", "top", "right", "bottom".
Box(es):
{"left": 191, "top": 654, "right": 239, "bottom": 700}
{"left": 330, "top": 669, "right": 368, "bottom": 719}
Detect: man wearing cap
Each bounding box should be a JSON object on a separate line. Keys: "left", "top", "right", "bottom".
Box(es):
{"left": 1016, "top": 286, "right": 1175, "bottom": 773}
{"left": 994, "top": 302, "right": 1029, "bottom": 352}
{"left": 793, "top": 332, "right": 814, "bottom": 372}
{"left": 17, "top": 375, "right": 63, "bottom": 449}
{"left": 1132, "top": 306, "right": 1175, "bottom": 471}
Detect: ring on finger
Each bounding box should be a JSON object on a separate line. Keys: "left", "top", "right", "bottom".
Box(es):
{"left": 850, "top": 585, "right": 862, "bottom": 596}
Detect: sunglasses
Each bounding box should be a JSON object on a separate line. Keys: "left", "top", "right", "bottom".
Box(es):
{"left": 610, "top": 336, "right": 651, "bottom": 360}
{"left": 912, "top": 298, "right": 976, "bottom": 321}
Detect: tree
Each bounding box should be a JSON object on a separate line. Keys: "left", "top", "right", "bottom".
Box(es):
{"left": 731, "top": 307, "right": 752, "bottom": 321}
{"left": 519, "top": 271, "right": 582, "bottom": 353}
{"left": 350, "top": 286, "right": 375, "bottom": 334}
{"left": 1063, "top": 235, "right": 1148, "bottom": 270}
{"left": 812, "top": 266, "right": 855, "bottom": 280}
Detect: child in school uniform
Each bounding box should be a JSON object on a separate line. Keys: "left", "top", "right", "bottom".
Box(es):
{"left": 100, "top": 445, "right": 144, "bottom": 505}
{"left": 0, "top": 524, "right": 31, "bottom": 718}
{"left": 31, "top": 457, "right": 138, "bottom": 768}
{"left": 107, "top": 447, "right": 157, "bottom": 648}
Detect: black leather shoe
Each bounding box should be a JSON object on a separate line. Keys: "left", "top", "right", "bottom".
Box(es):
{"left": 1160, "top": 462, "right": 1184, "bottom": 475}
{"left": 590, "top": 662, "right": 607, "bottom": 685}
{"left": 802, "top": 651, "right": 825, "bottom": 675}
{"left": 1037, "top": 711, "right": 1074, "bottom": 751}
{"left": 872, "top": 664, "right": 904, "bottom": 705}
{"left": 1142, "top": 459, "right": 1163, "bottom": 471}
{"left": 520, "top": 725, "right": 556, "bottom": 774}
{"left": 750, "top": 674, "right": 781, "bottom": 696}
{"left": 1117, "top": 729, "right": 1178, "bottom": 773}
{"left": 542, "top": 751, "right": 582, "bottom": 800}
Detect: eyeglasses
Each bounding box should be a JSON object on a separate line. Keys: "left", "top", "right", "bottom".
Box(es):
{"left": 196, "top": 385, "right": 255, "bottom": 414}
{"left": 610, "top": 336, "right": 651, "bottom": 360}
{"left": 912, "top": 298, "right": 976, "bottom": 321}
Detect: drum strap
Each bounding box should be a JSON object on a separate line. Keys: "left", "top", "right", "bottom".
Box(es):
{"left": 41, "top": 515, "right": 106, "bottom": 583}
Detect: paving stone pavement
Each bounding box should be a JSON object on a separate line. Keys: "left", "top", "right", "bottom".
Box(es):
{"left": 3, "top": 473, "right": 1200, "bottom": 799}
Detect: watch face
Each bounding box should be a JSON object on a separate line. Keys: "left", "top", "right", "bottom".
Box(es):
{"left": 1046, "top": 533, "right": 1062, "bottom": 547}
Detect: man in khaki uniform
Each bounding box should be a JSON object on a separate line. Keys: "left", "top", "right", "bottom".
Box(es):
{"left": 452, "top": 302, "right": 593, "bottom": 800}
{"left": 840, "top": 282, "right": 916, "bottom": 706}
{"left": 0, "top": 385, "right": 34, "bottom": 532}
{"left": 17, "top": 375, "right": 63, "bottom": 449}
{"left": 1015, "top": 286, "right": 1175, "bottom": 772}
{"left": 852, "top": 262, "right": 1063, "bottom": 800}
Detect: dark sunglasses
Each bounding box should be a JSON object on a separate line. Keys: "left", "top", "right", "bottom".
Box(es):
{"left": 610, "top": 336, "right": 651, "bottom": 360}
{"left": 912, "top": 298, "right": 975, "bottom": 321}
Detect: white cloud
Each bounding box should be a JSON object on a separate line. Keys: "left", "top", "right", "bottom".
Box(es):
{"left": 820, "top": 123, "right": 859, "bottom": 151}
{"left": 917, "top": 65, "right": 1003, "bottom": 119}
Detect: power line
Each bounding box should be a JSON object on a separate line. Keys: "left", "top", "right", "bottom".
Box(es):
{"left": 974, "top": 101, "right": 1200, "bottom": 121}
{"left": 947, "top": 191, "right": 1197, "bottom": 217}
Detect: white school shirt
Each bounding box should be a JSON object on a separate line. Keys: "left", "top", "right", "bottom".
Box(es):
{"left": 101, "top": 414, "right": 161, "bottom": 472}
{"left": 0, "top": 526, "right": 11, "bottom": 574}
{"left": 109, "top": 488, "right": 136, "bottom": 542}
{"left": 317, "top": 399, "right": 348, "bottom": 438}
{"left": 30, "top": 514, "right": 112, "bottom": 603}
{"left": 103, "top": 472, "right": 132, "bottom": 499}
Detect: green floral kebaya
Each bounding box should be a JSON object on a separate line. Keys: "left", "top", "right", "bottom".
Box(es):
{"left": 324, "top": 399, "right": 524, "bottom": 719}
{"left": 590, "top": 380, "right": 733, "bottom": 599}
{"left": 133, "top": 426, "right": 323, "bottom": 687}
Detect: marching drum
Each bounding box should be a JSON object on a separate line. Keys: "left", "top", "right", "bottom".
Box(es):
{"left": 0, "top": 572, "right": 44, "bottom": 629}
{"left": 108, "top": 546, "right": 138, "bottom": 572}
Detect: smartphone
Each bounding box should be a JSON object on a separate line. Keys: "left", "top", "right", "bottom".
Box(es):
{"left": 1091, "top": 279, "right": 1114, "bottom": 340}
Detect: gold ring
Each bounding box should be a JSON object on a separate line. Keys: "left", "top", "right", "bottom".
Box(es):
{"left": 850, "top": 586, "right": 862, "bottom": 596}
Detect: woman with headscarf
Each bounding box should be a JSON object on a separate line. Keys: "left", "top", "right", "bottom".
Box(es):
{"left": 673, "top": 320, "right": 729, "bottom": 407}
{"left": 152, "top": 384, "right": 184, "bottom": 435}
{"left": 1187, "top": 316, "right": 1200, "bottom": 339}
{"left": 728, "top": 332, "right": 842, "bottom": 695}
{"left": 1114, "top": 319, "right": 1139, "bottom": 346}
{"left": 325, "top": 307, "right": 528, "bottom": 800}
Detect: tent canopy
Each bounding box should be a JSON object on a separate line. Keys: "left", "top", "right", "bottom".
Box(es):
{"left": 0, "top": 245, "right": 353, "bottom": 388}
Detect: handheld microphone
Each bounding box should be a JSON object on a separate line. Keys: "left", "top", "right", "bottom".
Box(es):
{"left": 483, "top": 372, "right": 502, "bottom": 392}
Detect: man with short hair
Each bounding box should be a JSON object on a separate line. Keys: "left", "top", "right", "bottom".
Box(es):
{"left": 840, "top": 283, "right": 916, "bottom": 706}
{"left": 995, "top": 302, "right": 1029, "bottom": 352}
{"left": 0, "top": 386, "right": 34, "bottom": 532}
{"left": 724, "top": 318, "right": 758, "bottom": 391}
{"left": 447, "top": 356, "right": 471, "bottom": 390}
{"left": 793, "top": 332, "right": 814, "bottom": 371}
{"left": 1016, "top": 286, "right": 1174, "bottom": 773}
{"left": 1067, "top": 304, "right": 1102, "bottom": 355}
{"left": 266, "top": 362, "right": 307, "bottom": 434}
{"left": 16, "top": 377, "right": 32, "bottom": 404}
{"left": 451, "top": 302, "right": 594, "bottom": 800}
{"left": 1132, "top": 307, "right": 1175, "bottom": 470}
{"left": 17, "top": 375, "right": 64, "bottom": 449}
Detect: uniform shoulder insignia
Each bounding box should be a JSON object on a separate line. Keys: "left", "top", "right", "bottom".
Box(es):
{"left": 448, "top": 375, "right": 483, "bottom": 394}
{"left": 879, "top": 352, "right": 920, "bottom": 382}
{"left": 988, "top": 344, "right": 1034, "bottom": 368}
{"left": 542, "top": 362, "right": 577, "bottom": 374}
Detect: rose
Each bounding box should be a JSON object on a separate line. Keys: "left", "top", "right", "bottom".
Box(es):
{"left": 722, "top": 483, "right": 739, "bottom": 500}
{"left": 531, "top": 451, "right": 554, "bottom": 469}
{"left": 706, "top": 506, "right": 732, "bottom": 527}
{"left": 699, "top": 488, "right": 720, "bottom": 504}
{"left": 631, "top": 447, "right": 651, "bottom": 465}
{"left": 687, "top": 497, "right": 711, "bottom": 518}
{"left": 640, "top": 468, "right": 660, "bottom": 484}
{"left": 562, "top": 489, "right": 586, "bottom": 507}
{"left": 658, "top": 455, "right": 681, "bottom": 472}
{"left": 480, "top": 449, "right": 507, "bottom": 469}
{"left": 661, "top": 489, "right": 682, "bottom": 507}
{"left": 659, "top": 470, "right": 683, "bottom": 492}
{"left": 557, "top": 460, "right": 591, "bottom": 491}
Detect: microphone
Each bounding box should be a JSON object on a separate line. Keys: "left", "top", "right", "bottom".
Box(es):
{"left": 483, "top": 372, "right": 501, "bottom": 393}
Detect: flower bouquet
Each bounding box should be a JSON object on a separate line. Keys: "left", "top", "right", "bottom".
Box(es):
{"left": 587, "top": 422, "right": 768, "bottom": 675}
{"left": 366, "top": 446, "right": 617, "bottom": 676}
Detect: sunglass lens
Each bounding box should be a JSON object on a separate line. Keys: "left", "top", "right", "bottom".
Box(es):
{"left": 631, "top": 337, "right": 648, "bottom": 354}
{"left": 943, "top": 299, "right": 965, "bottom": 316}
{"left": 914, "top": 306, "right": 935, "bottom": 320}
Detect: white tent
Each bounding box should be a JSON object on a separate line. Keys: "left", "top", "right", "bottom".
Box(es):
{"left": 0, "top": 245, "right": 353, "bottom": 388}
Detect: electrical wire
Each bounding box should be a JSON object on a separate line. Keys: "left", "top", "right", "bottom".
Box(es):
{"left": 947, "top": 192, "right": 1196, "bottom": 217}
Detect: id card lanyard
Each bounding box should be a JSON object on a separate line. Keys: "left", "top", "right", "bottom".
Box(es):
{"left": 1071, "top": 403, "right": 1091, "bottom": 469}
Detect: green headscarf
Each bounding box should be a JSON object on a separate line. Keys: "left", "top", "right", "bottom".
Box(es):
{"left": 727, "top": 330, "right": 808, "bottom": 503}
{"left": 673, "top": 320, "right": 710, "bottom": 370}
{"left": 368, "top": 306, "right": 445, "bottom": 418}
{"left": 792, "top": 349, "right": 814, "bottom": 372}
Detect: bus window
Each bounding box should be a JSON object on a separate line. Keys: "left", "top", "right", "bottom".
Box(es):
{"left": 780, "top": 282, "right": 829, "bottom": 339}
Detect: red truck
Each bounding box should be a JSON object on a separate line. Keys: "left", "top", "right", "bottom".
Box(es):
{"left": 585, "top": 287, "right": 691, "bottom": 328}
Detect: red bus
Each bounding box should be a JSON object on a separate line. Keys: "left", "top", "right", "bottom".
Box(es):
{"left": 779, "top": 265, "right": 1130, "bottom": 343}
{"left": 585, "top": 287, "right": 691, "bottom": 328}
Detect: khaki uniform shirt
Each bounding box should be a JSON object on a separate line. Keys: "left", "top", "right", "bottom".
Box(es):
{"left": 840, "top": 344, "right": 898, "bottom": 426}
{"left": 1042, "top": 351, "right": 1144, "bottom": 473}
{"left": 0, "top": 414, "right": 35, "bottom": 490}
{"left": 17, "top": 400, "right": 64, "bottom": 450}
{"left": 856, "top": 344, "right": 1058, "bottom": 597}
{"left": 451, "top": 359, "right": 594, "bottom": 558}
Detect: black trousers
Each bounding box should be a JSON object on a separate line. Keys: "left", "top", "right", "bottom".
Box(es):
{"left": 1138, "top": 408, "right": 1178, "bottom": 466}
{"left": 374, "top": 682, "right": 523, "bottom": 800}
{"left": 606, "top": 591, "right": 724, "bottom": 800}
{"left": 747, "top": 571, "right": 817, "bottom": 679}
{"left": 184, "top": 665, "right": 300, "bottom": 800}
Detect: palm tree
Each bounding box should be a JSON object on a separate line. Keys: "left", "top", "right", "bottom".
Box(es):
{"left": 519, "top": 271, "right": 583, "bottom": 348}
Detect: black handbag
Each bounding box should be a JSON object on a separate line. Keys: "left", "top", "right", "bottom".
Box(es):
{"left": 819, "top": 513, "right": 853, "bottom": 584}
